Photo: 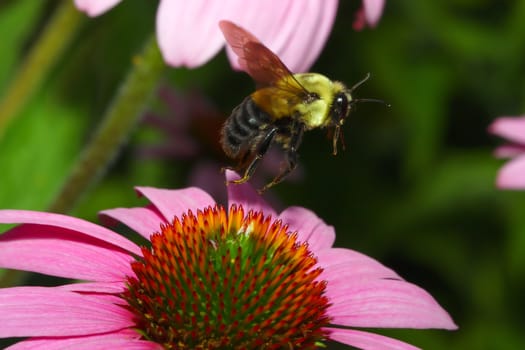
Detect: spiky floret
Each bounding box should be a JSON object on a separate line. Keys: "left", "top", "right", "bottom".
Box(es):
{"left": 123, "top": 204, "right": 331, "bottom": 349}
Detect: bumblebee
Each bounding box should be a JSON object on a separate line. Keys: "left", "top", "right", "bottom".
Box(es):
{"left": 219, "top": 20, "right": 381, "bottom": 192}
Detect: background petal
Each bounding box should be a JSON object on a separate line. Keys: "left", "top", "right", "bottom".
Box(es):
{"left": 363, "top": 0, "right": 386, "bottom": 27}
{"left": 277, "top": 206, "right": 335, "bottom": 250}
{"left": 327, "top": 328, "right": 420, "bottom": 350}
{"left": 156, "top": 0, "right": 228, "bottom": 67}
{"left": 74, "top": 0, "right": 122, "bottom": 17}
{"left": 224, "top": 0, "right": 338, "bottom": 73}
{"left": 0, "top": 210, "right": 140, "bottom": 255}
{"left": 0, "top": 287, "right": 134, "bottom": 337}
{"left": 0, "top": 224, "right": 134, "bottom": 281}
{"left": 326, "top": 279, "right": 457, "bottom": 330}
{"left": 496, "top": 154, "right": 525, "bottom": 189}
{"left": 135, "top": 186, "right": 216, "bottom": 222}
{"left": 488, "top": 116, "right": 525, "bottom": 145}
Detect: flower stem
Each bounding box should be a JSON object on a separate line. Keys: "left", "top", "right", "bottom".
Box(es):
{"left": 48, "top": 36, "right": 166, "bottom": 214}
{"left": 0, "top": 0, "right": 84, "bottom": 141}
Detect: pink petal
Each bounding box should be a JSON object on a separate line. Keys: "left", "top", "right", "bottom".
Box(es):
{"left": 488, "top": 116, "right": 525, "bottom": 145}
{"left": 57, "top": 281, "right": 126, "bottom": 294}
{"left": 224, "top": 0, "right": 338, "bottom": 73}
{"left": 6, "top": 329, "right": 160, "bottom": 350}
{"left": 225, "top": 170, "right": 277, "bottom": 217}
{"left": 74, "top": 0, "right": 122, "bottom": 17}
{"left": 0, "top": 287, "right": 134, "bottom": 337}
{"left": 496, "top": 154, "right": 525, "bottom": 189}
{"left": 320, "top": 257, "right": 401, "bottom": 284}
{"left": 135, "top": 186, "right": 216, "bottom": 222}
{"left": 327, "top": 328, "right": 420, "bottom": 350}
{"left": 326, "top": 279, "right": 457, "bottom": 330}
{"left": 156, "top": 0, "right": 228, "bottom": 67}
{"left": 363, "top": 0, "right": 386, "bottom": 27}
{"left": 0, "top": 210, "right": 140, "bottom": 255}
{"left": 99, "top": 205, "right": 164, "bottom": 240}
{"left": 0, "top": 224, "right": 134, "bottom": 282}
{"left": 316, "top": 248, "right": 403, "bottom": 280}
{"left": 277, "top": 206, "right": 335, "bottom": 251}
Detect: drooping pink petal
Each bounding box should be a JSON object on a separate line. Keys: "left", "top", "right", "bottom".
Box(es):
{"left": 74, "top": 0, "right": 122, "bottom": 17}
{"left": 326, "top": 279, "right": 458, "bottom": 330}
{"left": 493, "top": 144, "right": 525, "bottom": 158}
{"left": 277, "top": 206, "right": 335, "bottom": 251}
{"left": 224, "top": 0, "right": 338, "bottom": 73}
{"left": 0, "top": 287, "right": 134, "bottom": 337}
{"left": 6, "top": 329, "right": 159, "bottom": 350}
{"left": 327, "top": 328, "right": 420, "bottom": 350}
{"left": 135, "top": 186, "right": 216, "bottom": 222}
{"left": 353, "top": 7, "right": 367, "bottom": 31}
{"left": 488, "top": 116, "right": 525, "bottom": 145}
{"left": 156, "top": 0, "right": 229, "bottom": 67}
{"left": 316, "top": 248, "right": 402, "bottom": 280}
{"left": 363, "top": 0, "right": 386, "bottom": 27}
{"left": 496, "top": 154, "right": 525, "bottom": 189}
{"left": 0, "top": 210, "right": 140, "bottom": 255}
{"left": 0, "top": 224, "right": 134, "bottom": 281}
{"left": 225, "top": 170, "right": 277, "bottom": 217}
{"left": 187, "top": 161, "right": 228, "bottom": 204}
{"left": 99, "top": 205, "right": 164, "bottom": 239}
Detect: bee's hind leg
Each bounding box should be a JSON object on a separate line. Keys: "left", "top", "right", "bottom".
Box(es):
{"left": 228, "top": 126, "right": 278, "bottom": 186}
{"left": 258, "top": 124, "right": 305, "bottom": 193}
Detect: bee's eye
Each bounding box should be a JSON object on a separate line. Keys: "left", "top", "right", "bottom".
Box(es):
{"left": 331, "top": 92, "right": 349, "bottom": 121}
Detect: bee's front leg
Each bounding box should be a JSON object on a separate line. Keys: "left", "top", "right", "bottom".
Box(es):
{"left": 258, "top": 123, "right": 305, "bottom": 193}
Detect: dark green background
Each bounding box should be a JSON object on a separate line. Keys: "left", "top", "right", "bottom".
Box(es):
{"left": 1, "top": 1, "right": 524, "bottom": 349}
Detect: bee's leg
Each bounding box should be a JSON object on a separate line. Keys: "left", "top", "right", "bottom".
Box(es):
{"left": 258, "top": 124, "right": 305, "bottom": 193}
{"left": 228, "top": 126, "right": 278, "bottom": 185}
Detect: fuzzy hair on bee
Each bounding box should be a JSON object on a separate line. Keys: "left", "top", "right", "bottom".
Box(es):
{"left": 219, "top": 20, "right": 384, "bottom": 193}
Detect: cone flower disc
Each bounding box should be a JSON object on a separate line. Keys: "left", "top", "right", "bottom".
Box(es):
{"left": 123, "top": 204, "right": 332, "bottom": 349}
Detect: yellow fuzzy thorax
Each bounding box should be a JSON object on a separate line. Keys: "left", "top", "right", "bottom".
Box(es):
{"left": 251, "top": 73, "right": 349, "bottom": 130}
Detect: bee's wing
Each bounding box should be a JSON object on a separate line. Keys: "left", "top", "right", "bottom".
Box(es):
{"left": 219, "top": 20, "right": 308, "bottom": 96}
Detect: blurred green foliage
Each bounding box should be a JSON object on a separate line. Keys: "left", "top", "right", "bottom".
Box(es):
{"left": 1, "top": 0, "right": 524, "bottom": 349}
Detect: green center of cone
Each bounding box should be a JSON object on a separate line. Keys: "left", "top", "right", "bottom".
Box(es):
{"left": 124, "top": 204, "right": 331, "bottom": 349}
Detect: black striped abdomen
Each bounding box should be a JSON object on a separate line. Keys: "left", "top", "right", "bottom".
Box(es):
{"left": 221, "top": 97, "right": 272, "bottom": 158}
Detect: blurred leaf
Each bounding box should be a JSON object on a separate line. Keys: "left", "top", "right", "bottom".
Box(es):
{"left": 0, "top": 90, "right": 88, "bottom": 209}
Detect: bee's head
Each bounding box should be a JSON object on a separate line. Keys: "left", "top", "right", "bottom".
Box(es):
{"left": 329, "top": 73, "right": 388, "bottom": 155}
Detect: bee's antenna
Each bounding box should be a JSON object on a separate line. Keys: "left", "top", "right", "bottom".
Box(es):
{"left": 352, "top": 98, "right": 391, "bottom": 107}
{"left": 349, "top": 72, "right": 371, "bottom": 93}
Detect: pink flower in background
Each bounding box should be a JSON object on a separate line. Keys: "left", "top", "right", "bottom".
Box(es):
{"left": 74, "top": 0, "right": 385, "bottom": 73}
{"left": 138, "top": 86, "right": 224, "bottom": 160}
{"left": 0, "top": 171, "right": 455, "bottom": 349}
{"left": 488, "top": 116, "right": 525, "bottom": 189}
